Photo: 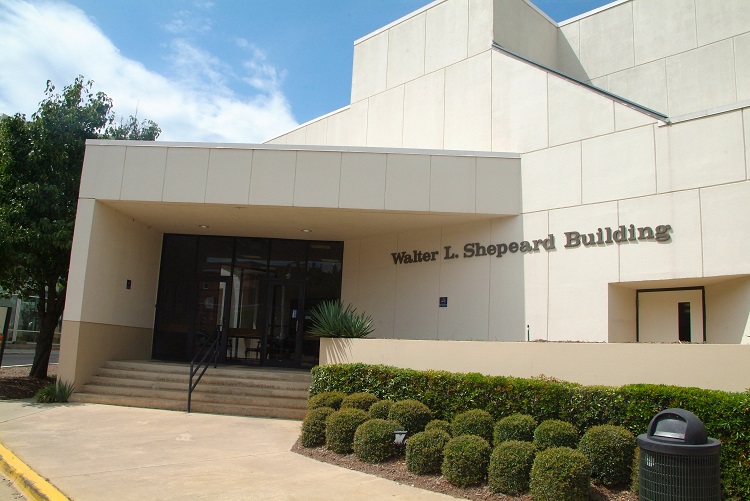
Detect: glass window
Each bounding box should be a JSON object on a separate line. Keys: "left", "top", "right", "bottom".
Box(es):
{"left": 268, "top": 239, "right": 307, "bottom": 280}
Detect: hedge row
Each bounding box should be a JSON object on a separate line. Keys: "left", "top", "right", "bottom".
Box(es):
{"left": 310, "top": 363, "right": 750, "bottom": 499}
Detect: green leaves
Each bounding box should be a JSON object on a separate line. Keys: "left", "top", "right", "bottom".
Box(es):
{"left": 0, "top": 76, "right": 160, "bottom": 378}
{"left": 307, "top": 300, "right": 374, "bottom": 338}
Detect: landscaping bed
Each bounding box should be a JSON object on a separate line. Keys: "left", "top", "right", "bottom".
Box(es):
{"left": 292, "top": 438, "right": 637, "bottom": 500}
{"left": 0, "top": 365, "right": 56, "bottom": 400}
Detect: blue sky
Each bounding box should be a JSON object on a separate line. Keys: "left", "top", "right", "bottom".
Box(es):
{"left": 0, "top": 0, "right": 613, "bottom": 142}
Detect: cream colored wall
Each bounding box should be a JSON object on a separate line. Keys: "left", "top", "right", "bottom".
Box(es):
{"left": 638, "top": 289, "right": 704, "bottom": 343}
{"left": 61, "top": 196, "right": 162, "bottom": 386}
{"left": 57, "top": 321, "right": 153, "bottom": 389}
{"left": 562, "top": 0, "right": 750, "bottom": 116}
{"left": 705, "top": 277, "right": 750, "bottom": 344}
{"left": 64, "top": 200, "right": 162, "bottom": 327}
{"left": 319, "top": 338, "right": 750, "bottom": 392}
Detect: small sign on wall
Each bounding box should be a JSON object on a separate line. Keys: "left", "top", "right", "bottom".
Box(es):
{"left": 126, "top": 279, "right": 132, "bottom": 290}
{"left": 439, "top": 297, "right": 448, "bottom": 308}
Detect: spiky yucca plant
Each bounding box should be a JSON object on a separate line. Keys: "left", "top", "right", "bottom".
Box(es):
{"left": 307, "top": 301, "right": 374, "bottom": 338}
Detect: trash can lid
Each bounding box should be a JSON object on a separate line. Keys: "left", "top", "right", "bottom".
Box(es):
{"left": 647, "top": 408, "right": 707, "bottom": 445}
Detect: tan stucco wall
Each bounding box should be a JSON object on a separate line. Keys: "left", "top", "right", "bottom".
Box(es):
{"left": 57, "top": 321, "right": 153, "bottom": 389}
{"left": 60, "top": 199, "right": 162, "bottom": 385}
{"left": 320, "top": 338, "right": 750, "bottom": 392}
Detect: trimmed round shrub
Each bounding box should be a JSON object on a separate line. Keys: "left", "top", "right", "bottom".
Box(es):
{"left": 308, "top": 391, "right": 346, "bottom": 410}
{"left": 529, "top": 446, "right": 592, "bottom": 501}
{"left": 341, "top": 392, "right": 379, "bottom": 411}
{"left": 441, "top": 435, "right": 491, "bottom": 487}
{"left": 325, "top": 408, "right": 370, "bottom": 454}
{"left": 488, "top": 440, "right": 537, "bottom": 495}
{"left": 424, "top": 419, "right": 451, "bottom": 436}
{"left": 494, "top": 413, "right": 538, "bottom": 444}
{"left": 631, "top": 447, "right": 640, "bottom": 493}
{"left": 388, "top": 399, "right": 432, "bottom": 434}
{"left": 300, "top": 406, "right": 335, "bottom": 447}
{"left": 578, "top": 424, "right": 636, "bottom": 487}
{"left": 451, "top": 409, "right": 494, "bottom": 445}
{"left": 533, "top": 419, "right": 578, "bottom": 451}
{"left": 405, "top": 429, "right": 451, "bottom": 475}
{"left": 353, "top": 419, "right": 400, "bottom": 463}
{"left": 369, "top": 399, "right": 393, "bottom": 419}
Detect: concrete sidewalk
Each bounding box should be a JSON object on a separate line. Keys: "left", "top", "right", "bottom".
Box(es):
{"left": 0, "top": 401, "right": 456, "bottom": 500}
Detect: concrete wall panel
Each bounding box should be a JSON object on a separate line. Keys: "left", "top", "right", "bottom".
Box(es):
{"left": 79, "top": 145, "right": 125, "bottom": 200}
{"left": 606, "top": 60, "right": 668, "bottom": 115}
{"left": 618, "top": 190, "right": 703, "bottom": 282}
{"left": 666, "top": 40, "right": 737, "bottom": 117}
{"left": 326, "top": 102, "right": 368, "bottom": 147}
{"left": 386, "top": 13, "right": 426, "bottom": 89}
{"left": 656, "top": 112, "right": 745, "bottom": 192}
{"left": 440, "top": 221, "right": 492, "bottom": 340}
{"left": 293, "top": 151, "right": 341, "bottom": 208}
{"left": 162, "top": 147, "right": 209, "bottom": 203}
{"left": 701, "top": 181, "right": 750, "bottom": 277}
{"left": 522, "top": 142, "right": 582, "bottom": 213}
{"left": 248, "top": 149, "right": 296, "bottom": 206}
{"left": 366, "top": 86, "right": 404, "bottom": 147}
{"left": 468, "top": 0, "right": 493, "bottom": 56}
{"left": 444, "top": 52, "right": 492, "bottom": 150}
{"left": 706, "top": 277, "right": 750, "bottom": 344}
{"left": 633, "top": 0, "right": 696, "bottom": 65}
{"left": 695, "top": 0, "right": 750, "bottom": 46}
{"left": 582, "top": 125, "right": 656, "bottom": 204}
{"left": 120, "top": 147, "right": 167, "bottom": 202}
{"left": 394, "top": 228, "right": 441, "bottom": 339}
{"left": 385, "top": 154, "right": 431, "bottom": 211}
{"left": 430, "top": 156, "right": 476, "bottom": 213}
{"left": 205, "top": 148, "right": 253, "bottom": 205}
{"left": 403, "top": 70, "right": 445, "bottom": 149}
{"left": 339, "top": 153, "right": 386, "bottom": 210}
{"left": 351, "top": 32, "right": 388, "bottom": 103}
{"left": 320, "top": 338, "right": 750, "bottom": 392}
{"left": 578, "top": 2, "right": 634, "bottom": 79}
{"left": 425, "top": 0, "right": 468, "bottom": 74}
{"left": 476, "top": 157, "right": 521, "bottom": 215}
{"left": 548, "top": 76, "right": 614, "bottom": 146}
{"left": 491, "top": 51, "right": 549, "bottom": 153}
{"left": 548, "top": 202, "right": 619, "bottom": 342}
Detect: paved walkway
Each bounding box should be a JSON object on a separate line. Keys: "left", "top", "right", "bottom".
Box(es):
{"left": 0, "top": 401, "right": 456, "bottom": 500}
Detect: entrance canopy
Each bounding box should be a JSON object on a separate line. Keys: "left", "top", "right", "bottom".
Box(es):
{"left": 80, "top": 141, "right": 521, "bottom": 242}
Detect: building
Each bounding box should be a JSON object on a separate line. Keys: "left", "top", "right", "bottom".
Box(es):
{"left": 59, "top": 0, "right": 750, "bottom": 392}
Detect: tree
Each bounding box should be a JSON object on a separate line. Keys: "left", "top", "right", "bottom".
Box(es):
{"left": 0, "top": 76, "right": 161, "bottom": 378}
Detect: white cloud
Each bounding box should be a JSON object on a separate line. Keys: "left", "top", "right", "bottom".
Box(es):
{"left": 0, "top": 0, "right": 298, "bottom": 143}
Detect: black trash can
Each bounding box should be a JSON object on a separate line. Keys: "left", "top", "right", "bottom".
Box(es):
{"left": 637, "top": 408, "right": 721, "bottom": 501}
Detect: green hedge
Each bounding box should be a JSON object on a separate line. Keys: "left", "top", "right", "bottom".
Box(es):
{"left": 310, "top": 363, "right": 750, "bottom": 499}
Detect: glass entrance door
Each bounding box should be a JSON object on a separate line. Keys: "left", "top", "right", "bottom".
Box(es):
{"left": 193, "top": 277, "right": 231, "bottom": 362}
{"left": 263, "top": 280, "right": 304, "bottom": 367}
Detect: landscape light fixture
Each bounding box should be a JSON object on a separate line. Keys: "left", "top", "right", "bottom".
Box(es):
{"left": 394, "top": 430, "right": 408, "bottom": 446}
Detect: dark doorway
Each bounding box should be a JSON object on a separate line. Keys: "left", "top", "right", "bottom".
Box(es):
{"left": 152, "top": 235, "right": 343, "bottom": 368}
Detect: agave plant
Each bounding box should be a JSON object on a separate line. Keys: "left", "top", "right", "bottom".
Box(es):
{"left": 307, "top": 300, "right": 374, "bottom": 338}
{"left": 35, "top": 380, "right": 75, "bottom": 403}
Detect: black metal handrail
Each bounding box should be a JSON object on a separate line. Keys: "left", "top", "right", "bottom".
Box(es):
{"left": 187, "top": 333, "right": 220, "bottom": 413}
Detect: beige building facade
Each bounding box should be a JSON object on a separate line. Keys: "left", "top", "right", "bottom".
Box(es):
{"left": 60, "top": 0, "right": 750, "bottom": 391}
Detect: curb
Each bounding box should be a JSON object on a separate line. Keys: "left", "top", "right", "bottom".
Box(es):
{"left": 0, "top": 442, "right": 69, "bottom": 501}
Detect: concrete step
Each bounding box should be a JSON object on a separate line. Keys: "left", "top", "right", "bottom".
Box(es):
{"left": 95, "top": 369, "right": 311, "bottom": 392}
{"left": 74, "top": 360, "right": 312, "bottom": 420}
{"left": 80, "top": 383, "right": 307, "bottom": 409}
{"left": 89, "top": 376, "right": 309, "bottom": 399}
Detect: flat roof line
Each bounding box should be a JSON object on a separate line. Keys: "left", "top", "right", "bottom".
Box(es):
{"left": 492, "top": 43, "right": 669, "bottom": 122}
{"left": 85, "top": 139, "right": 521, "bottom": 159}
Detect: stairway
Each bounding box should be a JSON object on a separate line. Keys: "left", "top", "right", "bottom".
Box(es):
{"left": 69, "top": 360, "right": 311, "bottom": 420}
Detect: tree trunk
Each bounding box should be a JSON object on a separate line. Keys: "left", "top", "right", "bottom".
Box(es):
{"left": 28, "top": 285, "right": 65, "bottom": 379}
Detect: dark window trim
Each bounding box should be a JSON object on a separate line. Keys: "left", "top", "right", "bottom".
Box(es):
{"left": 635, "top": 286, "right": 706, "bottom": 342}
